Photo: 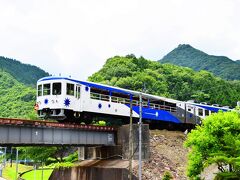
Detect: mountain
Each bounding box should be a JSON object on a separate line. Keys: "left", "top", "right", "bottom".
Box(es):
{"left": 159, "top": 44, "right": 240, "bottom": 80}
{"left": 89, "top": 55, "right": 240, "bottom": 107}
{"left": 0, "top": 70, "right": 36, "bottom": 118}
{"left": 0, "top": 56, "right": 49, "bottom": 86}
{"left": 236, "top": 60, "right": 240, "bottom": 65}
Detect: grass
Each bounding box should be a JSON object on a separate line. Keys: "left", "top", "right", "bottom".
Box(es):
{"left": 2, "top": 163, "right": 53, "bottom": 180}
{"left": 21, "top": 169, "right": 53, "bottom": 180}
{"left": 2, "top": 163, "right": 32, "bottom": 180}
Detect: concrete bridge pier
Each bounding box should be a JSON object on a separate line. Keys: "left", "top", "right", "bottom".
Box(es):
{"left": 77, "top": 124, "right": 150, "bottom": 161}
{"left": 78, "top": 147, "right": 86, "bottom": 160}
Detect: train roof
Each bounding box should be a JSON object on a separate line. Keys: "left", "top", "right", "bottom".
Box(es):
{"left": 38, "top": 76, "right": 181, "bottom": 104}
{"left": 187, "top": 101, "right": 231, "bottom": 111}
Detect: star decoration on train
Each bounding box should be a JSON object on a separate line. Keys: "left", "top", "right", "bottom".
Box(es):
{"left": 64, "top": 98, "right": 71, "bottom": 107}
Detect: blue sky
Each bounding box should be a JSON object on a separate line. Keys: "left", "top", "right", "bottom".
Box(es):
{"left": 0, "top": 0, "right": 239, "bottom": 80}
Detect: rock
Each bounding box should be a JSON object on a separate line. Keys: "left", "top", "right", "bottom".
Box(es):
{"left": 133, "top": 130, "right": 188, "bottom": 179}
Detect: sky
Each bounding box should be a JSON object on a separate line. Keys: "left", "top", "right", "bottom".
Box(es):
{"left": 0, "top": 0, "right": 240, "bottom": 80}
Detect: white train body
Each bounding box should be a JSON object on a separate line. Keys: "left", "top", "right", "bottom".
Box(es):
{"left": 36, "top": 76, "right": 231, "bottom": 124}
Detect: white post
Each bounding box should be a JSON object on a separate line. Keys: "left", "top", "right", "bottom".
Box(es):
{"left": 15, "top": 148, "right": 19, "bottom": 180}
{"left": 41, "top": 161, "right": 44, "bottom": 180}
{"left": 4, "top": 147, "right": 7, "bottom": 167}
{"left": 34, "top": 164, "right": 36, "bottom": 180}
{"left": 139, "top": 93, "right": 142, "bottom": 180}
{"left": 128, "top": 96, "right": 133, "bottom": 180}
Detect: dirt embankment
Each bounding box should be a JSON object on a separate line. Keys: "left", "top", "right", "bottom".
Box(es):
{"left": 134, "top": 130, "right": 188, "bottom": 180}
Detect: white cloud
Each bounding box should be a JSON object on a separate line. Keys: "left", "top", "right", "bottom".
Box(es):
{"left": 0, "top": 0, "right": 239, "bottom": 80}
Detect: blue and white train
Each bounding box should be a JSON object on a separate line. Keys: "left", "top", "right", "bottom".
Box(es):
{"left": 36, "top": 76, "right": 231, "bottom": 125}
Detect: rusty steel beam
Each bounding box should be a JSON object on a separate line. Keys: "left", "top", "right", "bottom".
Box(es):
{"left": 0, "top": 118, "right": 116, "bottom": 146}
{"left": 0, "top": 118, "right": 116, "bottom": 132}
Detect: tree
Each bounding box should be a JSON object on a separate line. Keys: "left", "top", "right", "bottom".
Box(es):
{"left": 184, "top": 110, "right": 240, "bottom": 179}
{"left": 88, "top": 55, "right": 240, "bottom": 107}
{"left": 19, "top": 146, "right": 70, "bottom": 163}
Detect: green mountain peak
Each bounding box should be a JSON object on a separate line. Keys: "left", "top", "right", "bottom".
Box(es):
{"left": 159, "top": 45, "right": 240, "bottom": 80}
{"left": 89, "top": 55, "right": 240, "bottom": 107}
{"left": 0, "top": 56, "right": 49, "bottom": 86}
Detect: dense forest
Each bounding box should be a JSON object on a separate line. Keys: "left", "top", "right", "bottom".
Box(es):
{"left": 0, "top": 56, "right": 49, "bottom": 86}
{"left": 89, "top": 55, "right": 240, "bottom": 107}
{"left": 159, "top": 44, "right": 240, "bottom": 80}
{"left": 0, "top": 54, "right": 240, "bottom": 118}
{"left": 0, "top": 70, "right": 36, "bottom": 118}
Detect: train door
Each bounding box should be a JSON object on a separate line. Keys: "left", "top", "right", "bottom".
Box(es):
{"left": 75, "top": 85, "right": 81, "bottom": 111}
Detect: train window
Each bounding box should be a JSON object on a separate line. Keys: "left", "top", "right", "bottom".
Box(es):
{"left": 52, "top": 83, "right": 61, "bottom": 95}
{"left": 43, "top": 83, "right": 50, "bottom": 95}
{"left": 37, "top": 84, "right": 42, "bottom": 96}
{"left": 198, "top": 109, "right": 203, "bottom": 116}
{"left": 187, "top": 108, "right": 192, "bottom": 112}
{"left": 67, "top": 83, "right": 74, "bottom": 96}
{"left": 90, "top": 88, "right": 109, "bottom": 101}
{"left": 205, "top": 109, "right": 209, "bottom": 116}
{"left": 75, "top": 86, "right": 81, "bottom": 99}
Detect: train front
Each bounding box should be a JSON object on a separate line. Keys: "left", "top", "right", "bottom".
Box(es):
{"left": 35, "top": 77, "right": 80, "bottom": 120}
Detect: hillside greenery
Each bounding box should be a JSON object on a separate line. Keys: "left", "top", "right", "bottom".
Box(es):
{"left": 0, "top": 56, "right": 49, "bottom": 86}
{"left": 0, "top": 70, "right": 36, "bottom": 118}
{"left": 184, "top": 111, "right": 240, "bottom": 179}
{"left": 159, "top": 44, "right": 240, "bottom": 80}
{"left": 89, "top": 55, "right": 240, "bottom": 107}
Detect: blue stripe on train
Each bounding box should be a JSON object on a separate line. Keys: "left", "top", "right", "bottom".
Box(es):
{"left": 125, "top": 105, "right": 181, "bottom": 123}
{"left": 195, "top": 105, "right": 228, "bottom": 112}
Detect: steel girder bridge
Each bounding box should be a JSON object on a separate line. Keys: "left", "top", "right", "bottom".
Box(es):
{"left": 0, "top": 118, "right": 115, "bottom": 146}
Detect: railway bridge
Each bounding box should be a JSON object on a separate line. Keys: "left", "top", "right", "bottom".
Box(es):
{"left": 0, "top": 118, "right": 115, "bottom": 146}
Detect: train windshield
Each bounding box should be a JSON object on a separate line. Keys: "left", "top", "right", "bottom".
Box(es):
{"left": 37, "top": 84, "right": 42, "bottom": 96}
{"left": 43, "top": 83, "right": 51, "bottom": 95}
{"left": 53, "top": 83, "right": 61, "bottom": 95}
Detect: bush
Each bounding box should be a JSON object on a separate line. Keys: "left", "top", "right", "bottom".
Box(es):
{"left": 214, "top": 172, "right": 240, "bottom": 180}
{"left": 162, "top": 171, "right": 173, "bottom": 180}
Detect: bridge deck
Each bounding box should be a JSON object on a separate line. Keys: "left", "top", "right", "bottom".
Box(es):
{"left": 0, "top": 118, "right": 116, "bottom": 146}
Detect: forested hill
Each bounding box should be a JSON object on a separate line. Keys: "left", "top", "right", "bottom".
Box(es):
{"left": 236, "top": 60, "right": 240, "bottom": 65}
{"left": 0, "top": 70, "right": 36, "bottom": 118}
{"left": 159, "top": 44, "right": 240, "bottom": 80}
{"left": 88, "top": 55, "right": 240, "bottom": 107}
{"left": 0, "top": 56, "right": 49, "bottom": 86}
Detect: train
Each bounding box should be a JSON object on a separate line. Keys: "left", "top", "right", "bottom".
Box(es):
{"left": 35, "top": 76, "right": 231, "bottom": 125}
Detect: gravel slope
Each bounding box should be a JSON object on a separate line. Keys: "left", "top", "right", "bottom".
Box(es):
{"left": 134, "top": 130, "right": 188, "bottom": 180}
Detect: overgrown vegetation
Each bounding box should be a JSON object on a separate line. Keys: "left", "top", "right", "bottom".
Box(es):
{"left": 21, "top": 169, "right": 53, "bottom": 180}
{"left": 89, "top": 55, "right": 240, "bottom": 107}
{"left": 19, "top": 147, "right": 75, "bottom": 164}
{"left": 2, "top": 163, "right": 32, "bottom": 180}
{"left": 0, "top": 70, "right": 37, "bottom": 118}
{"left": 163, "top": 171, "right": 173, "bottom": 180}
{"left": 160, "top": 44, "right": 240, "bottom": 80}
{"left": 184, "top": 110, "right": 240, "bottom": 179}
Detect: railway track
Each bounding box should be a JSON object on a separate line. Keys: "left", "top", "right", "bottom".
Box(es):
{"left": 0, "top": 117, "right": 116, "bottom": 132}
